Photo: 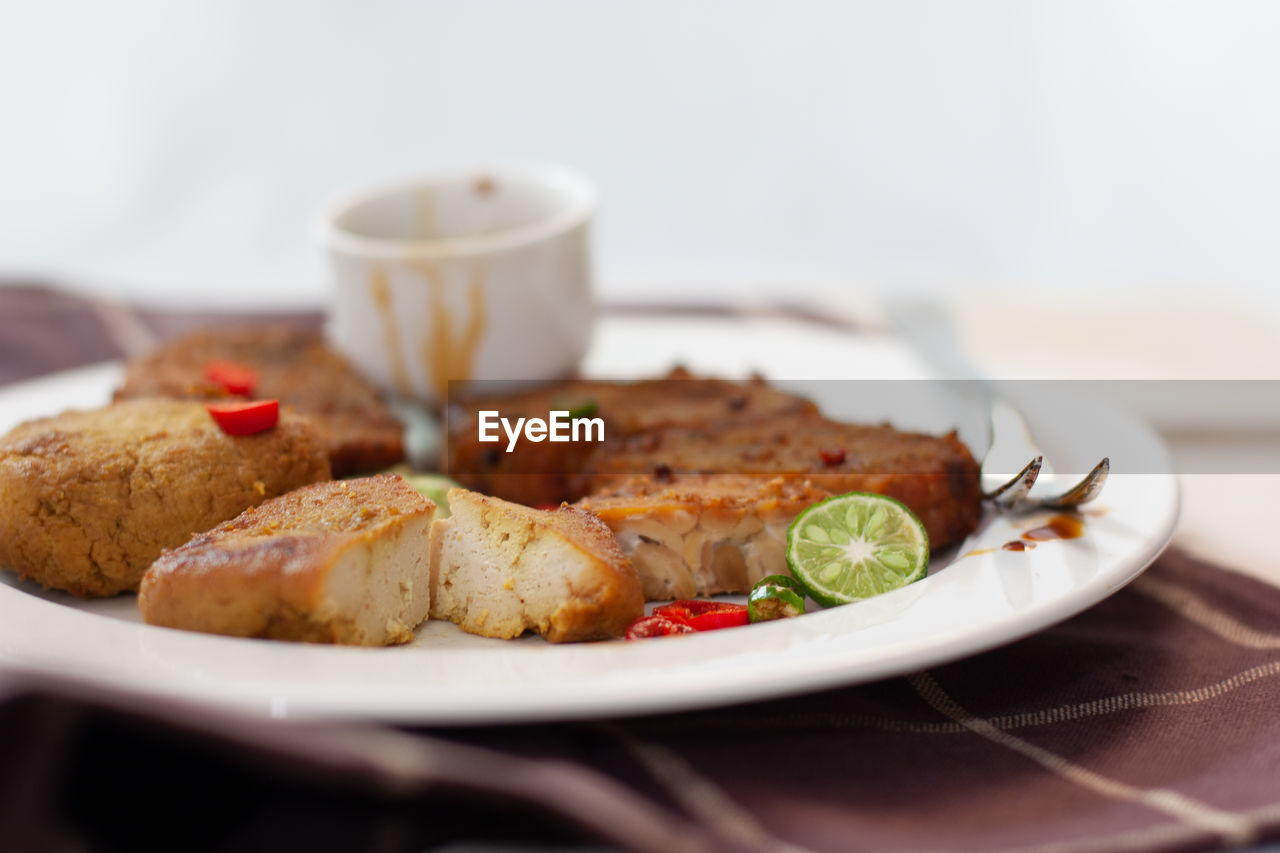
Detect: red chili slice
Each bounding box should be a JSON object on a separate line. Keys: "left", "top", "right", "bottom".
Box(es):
{"left": 625, "top": 615, "right": 696, "bottom": 640}
{"left": 204, "top": 361, "right": 259, "bottom": 396}
{"left": 206, "top": 400, "right": 279, "bottom": 436}
{"left": 653, "top": 599, "right": 750, "bottom": 631}
{"left": 687, "top": 608, "right": 750, "bottom": 631}
{"left": 819, "top": 447, "right": 846, "bottom": 466}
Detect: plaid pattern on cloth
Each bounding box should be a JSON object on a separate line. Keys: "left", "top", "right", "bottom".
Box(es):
{"left": 1, "top": 284, "right": 1278, "bottom": 853}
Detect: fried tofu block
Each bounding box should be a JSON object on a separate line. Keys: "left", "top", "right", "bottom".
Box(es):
{"left": 429, "top": 488, "right": 643, "bottom": 642}
{"left": 445, "top": 369, "right": 817, "bottom": 506}
{"left": 139, "top": 476, "right": 434, "bottom": 645}
{"left": 116, "top": 326, "right": 404, "bottom": 476}
{"left": 0, "top": 398, "right": 331, "bottom": 597}
{"left": 577, "top": 475, "right": 824, "bottom": 600}
{"left": 577, "top": 414, "right": 981, "bottom": 600}
{"left": 586, "top": 413, "right": 981, "bottom": 551}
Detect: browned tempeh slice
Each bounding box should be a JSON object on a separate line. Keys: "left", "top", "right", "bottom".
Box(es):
{"left": 444, "top": 369, "right": 817, "bottom": 507}
{"left": 585, "top": 412, "right": 981, "bottom": 552}
{"left": 116, "top": 325, "right": 404, "bottom": 476}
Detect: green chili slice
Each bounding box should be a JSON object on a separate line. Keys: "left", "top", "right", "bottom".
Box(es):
{"left": 566, "top": 399, "right": 598, "bottom": 419}
{"left": 747, "top": 575, "right": 807, "bottom": 622}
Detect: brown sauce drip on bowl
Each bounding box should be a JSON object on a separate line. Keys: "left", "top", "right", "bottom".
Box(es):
{"left": 413, "top": 261, "right": 488, "bottom": 400}
{"left": 370, "top": 266, "right": 413, "bottom": 396}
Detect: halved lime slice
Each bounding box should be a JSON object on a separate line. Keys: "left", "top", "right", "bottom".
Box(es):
{"left": 786, "top": 492, "right": 929, "bottom": 607}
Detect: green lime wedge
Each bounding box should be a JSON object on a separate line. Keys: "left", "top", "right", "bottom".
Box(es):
{"left": 786, "top": 492, "right": 929, "bottom": 607}
{"left": 401, "top": 473, "right": 462, "bottom": 518}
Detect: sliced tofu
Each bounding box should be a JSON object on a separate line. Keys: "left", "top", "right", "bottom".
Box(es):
{"left": 429, "top": 488, "right": 643, "bottom": 642}
{"left": 139, "top": 475, "right": 435, "bottom": 646}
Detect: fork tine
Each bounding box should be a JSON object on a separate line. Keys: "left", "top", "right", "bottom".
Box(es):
{"left": 1033, "top": 457, "right": 1110, "bottom": 510}
{"left": 984, "top": 456, "right": 1042, "bottom": 509}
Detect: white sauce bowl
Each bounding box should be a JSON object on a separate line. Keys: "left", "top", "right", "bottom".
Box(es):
{"left": 319, "top": 166, "right": 596, "bottom": 405}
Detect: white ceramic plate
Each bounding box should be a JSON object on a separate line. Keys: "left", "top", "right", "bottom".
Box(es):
{"left": 0, "top": 315, "right": 1179, "bottom": 723}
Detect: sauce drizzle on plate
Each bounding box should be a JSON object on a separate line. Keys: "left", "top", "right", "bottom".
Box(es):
{"left": 1023, "top": 514, "right": 1085, "bottom": 542}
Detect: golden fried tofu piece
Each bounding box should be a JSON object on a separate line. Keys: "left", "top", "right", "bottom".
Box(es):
{"left": 139, "top": 475, "right": 434, "bottom": 645}
{"left": 429, "top": 488, "right": 643, "bottom": 642}
{"left": 0, "top": 398, "right": 330, "bottom": 597}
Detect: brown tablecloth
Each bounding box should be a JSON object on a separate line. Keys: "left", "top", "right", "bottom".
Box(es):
{"left": 2, "top": 284, "right": 1279, "bottom": 853}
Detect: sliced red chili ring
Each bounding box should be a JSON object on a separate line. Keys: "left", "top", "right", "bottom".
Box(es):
{"left": 819, "top": 447, "right": 846, "bottom": 466}
{"left": 653, "top": 599, "right": 750, "bottom": 631}
{"left": 653, "top": 599, "right": 730, "bottom": 619}
{"left": 206, "top": 400, "right": 279, "bottom": 436}
{"left": 204, "top": 360, "right": 259, "bottom": 396}
{"left": 687, "top": 608, "right": 749, "bottom": 630}
{"left": 624, "top": 615, "right": 696, "bottom": 640}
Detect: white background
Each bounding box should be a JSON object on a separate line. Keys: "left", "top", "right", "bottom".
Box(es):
{"left": 1, "top": 1, "right": 1278, "bottom": 312}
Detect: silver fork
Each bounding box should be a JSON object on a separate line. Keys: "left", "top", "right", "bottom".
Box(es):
{"left": 982, "top": 400, "right": 1109, "bottom": 511}
{"left": 883, "top": 298, "right": 1109, "bottom": 513}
